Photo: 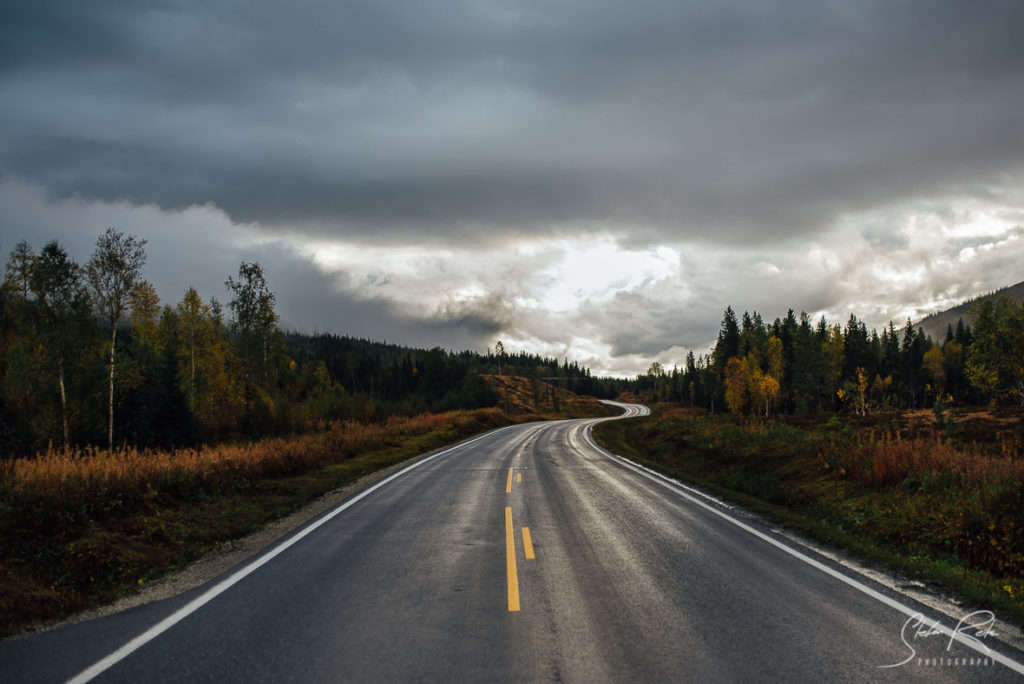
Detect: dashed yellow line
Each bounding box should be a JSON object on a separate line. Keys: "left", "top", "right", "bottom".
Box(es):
{"left": 506, "top": 467, "right": 514, "bottom": 493}
{"left": 505, "top": 507, "right": 520, "bottom": 611}
{"left": 516, "top": 472, "right": 522, "bottom": 483}
{"left": 522, "top": 527, "right": 535, "bottom": 559}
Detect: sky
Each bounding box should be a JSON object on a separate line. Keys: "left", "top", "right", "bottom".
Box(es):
{"left": 2, "top": 1, "right": 1024, "bottom": 376}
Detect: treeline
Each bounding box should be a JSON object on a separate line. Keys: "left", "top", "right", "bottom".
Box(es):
{"left": 0, "top": 232, "right": 619, "bottom": 457}
{"left": 636, "top": 300, "right": 1024, "bottom": 414}
{"left": 286, "top": 334, "right": 621, "bottom": 414}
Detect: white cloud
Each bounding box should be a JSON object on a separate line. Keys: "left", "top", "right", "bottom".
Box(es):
{"left": 4, "top": 178, "right": 1024, "bottom": 378}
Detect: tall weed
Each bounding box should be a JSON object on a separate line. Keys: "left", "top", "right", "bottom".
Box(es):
{"left": 1, "top": 408, "right": 505, "bottom": 537}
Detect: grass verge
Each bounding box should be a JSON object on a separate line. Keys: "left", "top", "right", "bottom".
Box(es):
{"left": 592, "top": 405, "right": 1024, "bottom": 628}
{"left": 1, "top": 408, "right": 543, "bottom": 637}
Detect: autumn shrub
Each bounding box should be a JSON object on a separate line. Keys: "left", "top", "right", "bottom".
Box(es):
{"left": 809, "top": 423, "right": 1024, "bottom": 576}
{"left": 843, "top": 431, "right": 1021, "bottom": 576}
{"left": 0, "top": 408, "right": 506, "bottom": 540}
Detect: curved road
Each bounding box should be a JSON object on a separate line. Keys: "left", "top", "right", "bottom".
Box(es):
{"left": 2, "top": 402, "right": 1023, "bottom": 682}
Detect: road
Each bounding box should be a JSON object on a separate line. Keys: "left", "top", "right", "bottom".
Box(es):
{"left": 2, "top": 401, "right": 1023, "bottom": 682}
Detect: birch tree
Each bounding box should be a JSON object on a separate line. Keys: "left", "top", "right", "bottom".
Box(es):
{"left": 87, "top": 228, "right": 147, "bottom": 449}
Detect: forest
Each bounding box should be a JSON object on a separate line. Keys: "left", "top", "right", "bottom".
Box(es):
{"left": 5, "top": 228, "right": 1022, "bottom": 458}
{"left": 0, "top": 230, "right": 621, "bottom": 458}
{"left": 635, "top": 300, "right": 1024, "bottom": 415}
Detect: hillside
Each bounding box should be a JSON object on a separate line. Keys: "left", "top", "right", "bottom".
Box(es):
{"left": 915, "top": 279, "right": 1024, "bottom": 341}
{"left": 482, "top": 374, "right": 612, "bottom": 417}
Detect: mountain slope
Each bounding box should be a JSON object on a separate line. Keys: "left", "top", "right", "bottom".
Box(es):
{"left": 915, "top": 279, "right": 1024, "bottom": 341}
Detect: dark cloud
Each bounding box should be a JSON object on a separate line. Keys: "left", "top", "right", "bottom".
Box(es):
{"left": 3, "top": 1, "right": 1024, "bottom": 245}
{"left": 0, "top": 181, "right": 503, "bottom": 355}
{"left": 5, "top": 1, "right": 1024, "bottom": 374}
{"left": 269, "top": 252, "right": 505, "bottom": 351}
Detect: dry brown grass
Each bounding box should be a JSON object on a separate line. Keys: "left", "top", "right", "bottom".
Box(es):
{"left": 3, "top": 409, "right": 505, "bottom": 509}
{"left": 0, "top": 407, "right": 514, "bottom": 636}
{"left": 653, "top": 405, "right": 707, "bottom": 420}
{"left": 844, "top": 435, "right": 1024, "bottom": 488}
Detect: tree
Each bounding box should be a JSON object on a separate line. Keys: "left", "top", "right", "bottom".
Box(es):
{"left": 941, "top": 339, "right": 967, "bottom": 403}
{"left": 711, "top": 307, "right": 741, "bottom": 412}
{"left": 821, "top": 323, "right": 844, "bottom": 409}
{"left": 87, "top": 228, "right": 148, "bottom": 449}
{"left": 921, "top": 344, "right": 946, "bottom": 402}
{"left": 226, "top": 262, "right": 278, "bottom": 383}
{"left": 855, "top": 366, "right": 869, "bottom": 416}
{"left": 4, "top": 241, "right": 35, "bottom": 301}
{"left": 30, "top": 242, "right": 90, "bottom": 449}
{"left": 745, "top": 357, "right": 766, "bottom": 417}
{"left": 178, "top": 287, "right": 206, "bottom": 403}
{"left": 682, "top": 351, "right": 699, "bottom": 408}
{"left": 900, "top": 320, "right": 929, "bottom": 408}
{"left": 790, "top": 313, "right": 822, "bottom": 413}
{"left": 760, "top": 374, "right": 780, "bottom": 417}
{"left": 130, "top": 281, "right": 161, "bottom": 342}
{"left": 175, "top": 288, "right": 243, "bottom": 439}
{"left": 843, "top": 314, "right": 870, "bottom": 382}
{"left": 723, "top": 354, "right": 767, "bottom": 417}
{"left": 966, "top": 297, "right": 1024, "bottom": 404}
{"left": 870, "top": 374, "right": 894, "bottom": 410}
{"left": 724, "top": 357, "right": 749, "bottom": 414}
{"left": 713, "top": 307, "right": 740, "bottom": 371}
{"left": 764, "top": 336, "right": 784, "bottom": 415}
{"left": 495, "top": 340, "right": 505, "bottom": 375}
{"left": 837, "top": 367, "right": 869, "bottom": 416}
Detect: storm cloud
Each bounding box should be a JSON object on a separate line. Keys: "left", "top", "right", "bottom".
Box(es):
{"left": 2, "top": 1, "right": 1024, "bottom": 374}
{"left": 5, "top": 1, "right": 1024, "bottom": 240}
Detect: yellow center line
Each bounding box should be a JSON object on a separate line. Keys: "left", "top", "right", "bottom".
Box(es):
{"left": 516, "top": 472, "right": 522, "bottom": 483}
{"left": 522, "top": 527, "right": 535, "bottom": 559}
{"left": 505, "top": 467, "right": 514, "bottom": 493}
{"left": 505, "top": 507, "right": 520, "bottom": 611}
{"left": 516, "top": 451, "right": 521, "bottom": 458}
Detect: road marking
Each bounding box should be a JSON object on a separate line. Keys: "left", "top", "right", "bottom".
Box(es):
{"left": 522, "top": 527, "right": 535, "bottom": 559}
{"left": 516, "top": 451, "right": 521, "bottom": 458}
{"left": 506, "top": 507, "right": 520, "bottom": 611}
{"left": 516, "top": 472, "right": 522, "bottom": 483}
{"left": 580, "top": 421, "right": 1024, "bottom": 677}
{"left": 65, "top": 425, "right": 522, "bottom": 684}
{"left": 506, "top": 467, "right": 514, "bottom": 493}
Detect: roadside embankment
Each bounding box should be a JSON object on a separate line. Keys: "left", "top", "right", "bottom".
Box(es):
{"left": 592, "top": 404, "right": 1024, "bottom": 627}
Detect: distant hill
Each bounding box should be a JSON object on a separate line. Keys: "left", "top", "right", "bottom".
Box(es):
{"left": 482, "top": 374, "right": 612, "bottom": 417}
{"left": 915, "top": 280, "right": 1024, "bottom": 341}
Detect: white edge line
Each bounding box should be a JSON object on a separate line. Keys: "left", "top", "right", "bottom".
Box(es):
{"left": 66, "top": 425, "right": 519, "bottom": 684}
{"left": 580, "top": 419, "right": 1024, "bottom": 676}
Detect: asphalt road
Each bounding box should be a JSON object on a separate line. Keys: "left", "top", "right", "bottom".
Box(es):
{"left": 3, "top": 401, "right": 1023, "bottom": 682}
